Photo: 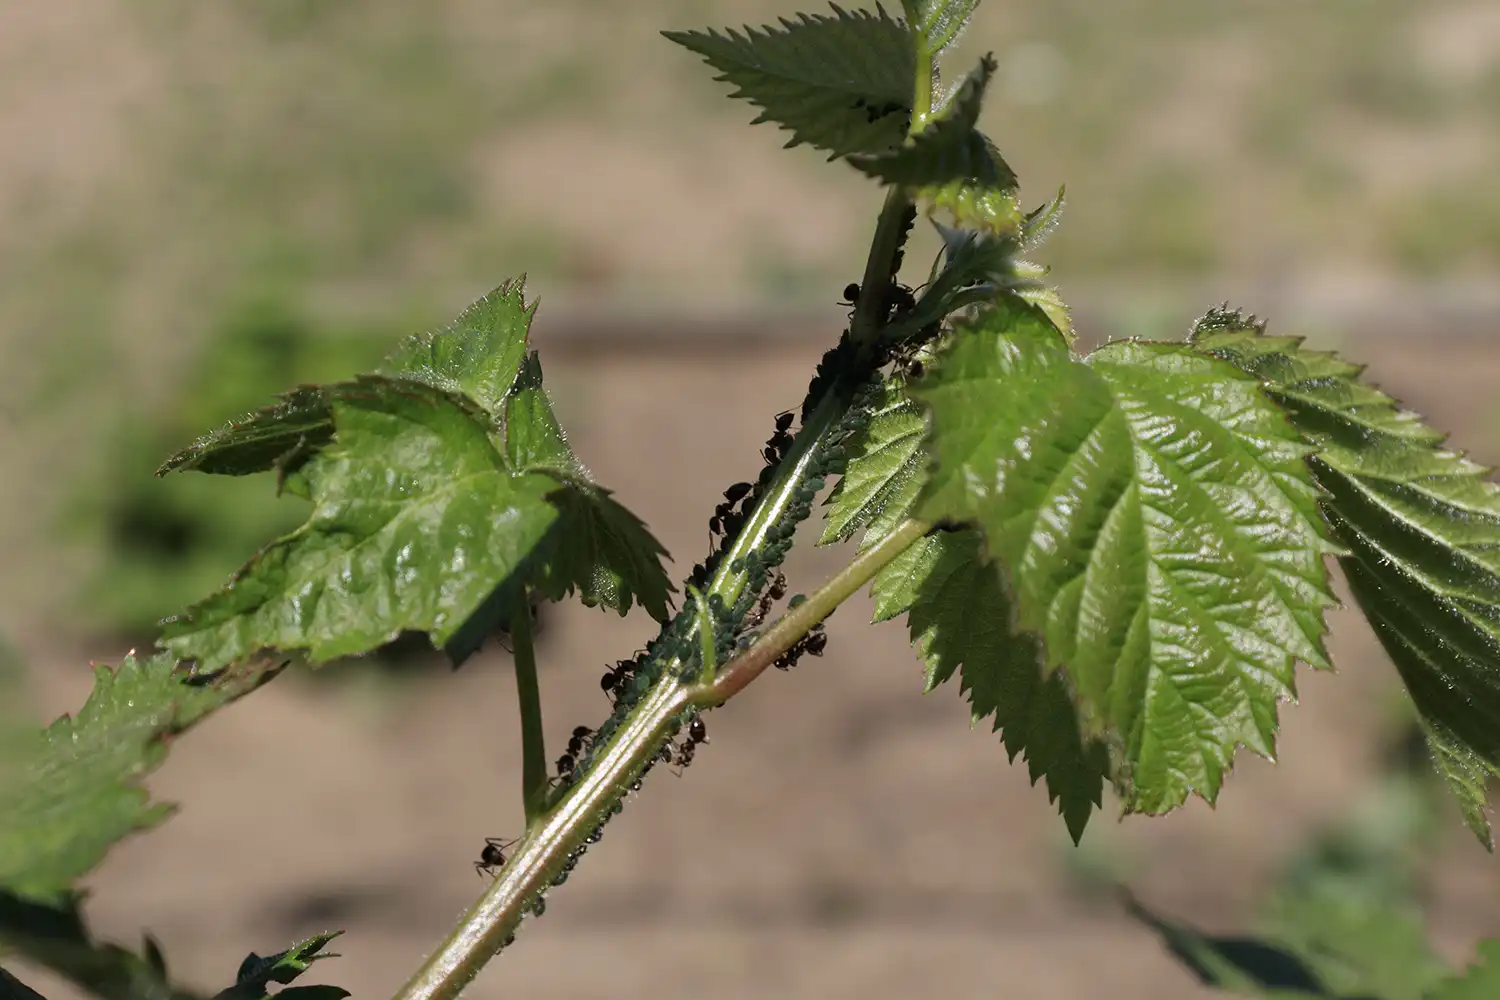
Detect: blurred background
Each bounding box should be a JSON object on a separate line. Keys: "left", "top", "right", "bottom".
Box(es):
{"left": 2, "top": 1, "right": 1499, "bottom": 997}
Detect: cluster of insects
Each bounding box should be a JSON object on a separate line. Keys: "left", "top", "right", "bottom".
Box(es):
{"left": 600, "top": 655, "right": 644, "bottom": 704}
{"left": 851, "top": 95, "right": 906, "bottom": 125}
{"left": 709, "top": 480, "right": 754, "bottom": 543}
{"left": 475, "top": 716, "right": 710, "bottom": 881}
{"left": 775, "top": 621, "right": 827, "bottom": 671}
{"left": 554, "top": 724, "right": 595, "bottom": 782}
{"left": 763, "top": 410, "right": 796, "bottom": 466}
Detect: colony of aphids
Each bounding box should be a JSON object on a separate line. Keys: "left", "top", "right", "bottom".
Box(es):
{"left": 468, "top": 200, "right": 957, "bottom": 946}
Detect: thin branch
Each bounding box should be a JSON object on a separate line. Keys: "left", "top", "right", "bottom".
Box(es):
{"left": 390, "top": 520, "right": 932, "bottom": 1000}
{"left": 697, "top": 518, "right": 931, "bottom": 705}
{"left": 510, "top": 606, "right": 547, "bottom": 823}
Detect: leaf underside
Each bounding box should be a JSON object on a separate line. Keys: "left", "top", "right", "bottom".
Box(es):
{"left": 915, "top": 297, "right": 1339, "bottom": 815}
{"left": 663, "top": 5, "right": 916, "bottom": 160}
{"left": 1192, "top": 309, "right": 1500, "bottom": 849}
{"left": 0, "top": 653, "right": 282, "bottom": 905}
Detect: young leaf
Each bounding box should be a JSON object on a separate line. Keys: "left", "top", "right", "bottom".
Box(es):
{"left": 158, "top": 377, "right": 562, "bottom": 669}
{"left": 663, "top": 6, "right": 915, "bottom": 160}
{"left": 504, "top": 353, "right": 675, "bottom": 621}
{"left": 377, "top": 278, "right": 535, "bottom": 419}
{"left": 872, "top": 529, "right": 1107, "bottom": 841}
{"left": 216, "top": 933, "right": 345, "bottom": 1000}
{"left": 158, "top": 280, "right": 535, "bottom": 477}
{"left": 1191, "top": 311, "right": 1500, "bottom": 848}
{"left": 915, "top": 298, "right": 1339, "bottom": 814}
{"left": 901, "top": 0, "right": 979, "bottom": 57}
{"left": 851, "top": 56, "right": 1022, "bottom": 235}
{"left": 0, "top": 654, "right": 282, "bottom": 905}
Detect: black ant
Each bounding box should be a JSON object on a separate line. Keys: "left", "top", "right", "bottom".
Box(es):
{"left": 475, "top": 836, "right": 518, "bottom": 877}
{"left": 725, "top": 481, "right": 754, "bottom": 505}
{"left": 670, "top": 716, "right": 710, "bottom": 775}
{"left": 601, "top": 658, "right": 638, "bottom": 701}
{"left": 556, "top": 752, "right": 576, "bottom": 779}
{"left": 768, "top": 570, "right": 788, "bottom": 602}
{"left": 566, "top": 725, "right": 593, "bottom": 757}
{"left": 743, "top": 569, "right": 787, "bottom": 631}
{"left": 774, "top": 622, "right": 828, "bottom": 671}
{"left": 839, "top": 282, "right": 860, "bottom": 307}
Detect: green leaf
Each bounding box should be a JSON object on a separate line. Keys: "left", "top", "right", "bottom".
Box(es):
{"left": 215, "top": 934, "right": 344, "bottom": 1000}
{"left": 1127, "top": 883, "right": 1451, "bottom": 1000}
{"left": 0, "top": 654, "right": 282, "bottom": 906}
{"left": 826, "top": 369, "right": 1106, "bottom": 839}
{"left": 1190, "top": 310, "right": 1500, "bottom": 849}
{"left": 504, "top": 354, "right": 675, "bottom": 621}
{"left": 158, "top": 279, "right": 535, "bottom": 477}
{"left": 1429, "top": 940, "right": 1500, "bottom": 1000}
{"left": 664, "top": 6, "right": 915, "bottom": 160}
{"left": 901, "top": 0, "right": 979, "bottom": 56}
{"left": 0, "top": 892, "right": 194, "bottom": 1000}
{"left": 503, "top": 353, "right": 585, "bottom": 477}
{"left": 820, "top": 372, "right": 927, "bottom": 547}
{"left": 852, "top": 56, "right": 1022, "bottom": 235}
{"left": 156, "top": 387, "right": 334, "bottom": 478}
{"left": 915, "top": 298, "right": 1339, "bottom": 814}
{"left": 377, "top": 278, "right": 535, "bottom": 419}
{"left": 872, "top": 529, "right": 1107, "bottom": 841}
{"left": 158, "top": 376, "right": 562, "bottom": 668}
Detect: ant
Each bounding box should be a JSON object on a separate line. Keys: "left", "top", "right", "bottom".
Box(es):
{"left": 566, "top": 725, "right": 593, "bottom": 757}
{"left": 744, "top": 569, "right": 788, "bottom": 631}
{"left": 711, "top": 481, "right": 756, "bottom": 540}
{"left": 601, "top": 658, "right": 639, "bottom": 701}
{"left": 556, "top": 751, "right": 576, "bottom": 779}
{"left": 774, "top": 622, "right": 828, "bottom": 670}
{"left": 671, "top": 716, "right": 710, "bottom": 775}
{"left": 475, "top": 836, "right": 518, "bottom": 878}
{"left": 839, "top": 282, "right": 860, "bottom": 307}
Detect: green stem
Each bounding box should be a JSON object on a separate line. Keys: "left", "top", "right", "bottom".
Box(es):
{"left": 909, "top": 45, "right": 934, "bottom": 136}
{"left": 394, "top": 152, "right": 925, "bottom": 1000}
{"left": 390, "top": 520, "right": 932, "bottom": 1000}
{"left": 510, "top": 606, "right": 547, "bottom": 823}
{"left": 701, "top": 519, "right": 931, "bottom": 705}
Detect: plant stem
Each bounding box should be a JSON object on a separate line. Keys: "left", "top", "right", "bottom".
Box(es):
{"left": 394, "top": 137, "right": 926, "bottom": 1000}
{"left": 390, "top": 520, "right": 932, "bottom": 1000}
{"left": 700, "top": 518, "right": 931, "bottom": 705}
{"left": 510, "top": 606, "right": 547, "bottom": 823}
{"left": 910, "top": 46, "right": 934, "bottom": 135}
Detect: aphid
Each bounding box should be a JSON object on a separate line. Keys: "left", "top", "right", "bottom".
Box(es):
{"left": 586, "top": 827, "right": 604, "bottom": 845}
{"left": 475, "top": 836, "right": 517, "bottom": 877}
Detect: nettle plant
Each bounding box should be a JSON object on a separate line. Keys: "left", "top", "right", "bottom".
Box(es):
{"left": 5, "top": 3, "right": 1500, "bottom": 998}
